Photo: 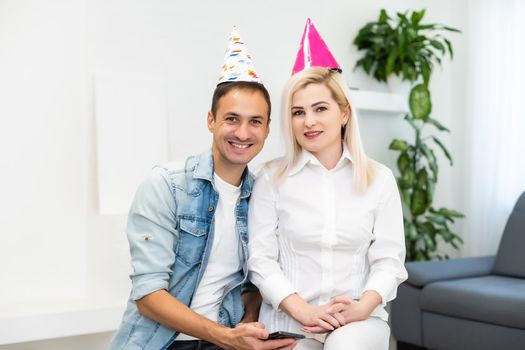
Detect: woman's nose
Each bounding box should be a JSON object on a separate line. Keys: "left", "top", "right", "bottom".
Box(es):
{"left": 304, "top": 112, "right": 316, "bottom": 128}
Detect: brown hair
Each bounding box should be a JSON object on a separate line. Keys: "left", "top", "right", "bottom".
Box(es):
{"left": 211, "top": 81, "right": 271, "bottom": 121}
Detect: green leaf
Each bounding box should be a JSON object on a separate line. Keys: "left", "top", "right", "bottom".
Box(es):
{"left": 444, "top": 38, "right": 454, "bottom": 58}
{"left": 397, "top": 11, "right": 409, "bottom": 24}
{"left": 385, "top": 48, "right": 398, "bottom": 77}
{"left": 402, "top": 167, "right": 416, "bottom": 187}
{"left": 379, "top": 9, "right": 389, "bottom": 23}
{"left": 411, "top": 9, "right": 426, "bottom": 25}
{"left": 429, "top": 214, "right": 447, "bottom": 226}
{"left": 427, "top": 118, "right": 450, "bottom": 132}
{"left": 426, "top": 177, "right": 435, "bottom": 204}
{"left": 397, "top": 152, "right": 411, "bottom": 173}
{"left": 411, "top": 189, "right": 427, "bottom": 216}
{"left": 443, "top": 26, "right": 461, "bottom": 33}
{"left": 421, "top": 221, "right": 437, "bottom": 236}
{"left": 417, "top": 168, "right": 428, "bottom": 189}
{"left": 389, "top": 139, "right": 409, "bottom": 151}
{"left": 421, "top": 144, "right": 438, "bottom": 179}
{"left": 406, "top": 222, "right": 418, "bottom": 240}
{"left": 409, "top": 84, "right": 432, "bottom": 120}
{"left": 439, "top": 229, "right": 453, "bottom": 242}
{"left": 432, "top": 136, "right": 453, "bottom": 165}
{"left": 435, "top": 207, "right": 465, "bottom": 218}
{"left": 430, "top": 39, "right": 445, "bottom": 53}
{"left": 399, "top": 186, "right": 412, "bottom": 207}
{"left": 417, "top": 24, "right": 438, "bottom": 30}
{"left": 423, "top": 233, "right": 436, "bottom": 251}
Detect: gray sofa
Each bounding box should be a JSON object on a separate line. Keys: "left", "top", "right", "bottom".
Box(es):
{"left": 391, "top": 192, "right": 525, "bottom": 350}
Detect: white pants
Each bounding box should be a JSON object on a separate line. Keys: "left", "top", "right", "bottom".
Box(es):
{"left": 294, "top": 317, "right": 390, "bottom": 350}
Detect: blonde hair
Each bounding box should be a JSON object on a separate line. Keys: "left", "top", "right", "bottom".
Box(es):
{"left": 275, "top": 67, "right": 375, "bottom": 192}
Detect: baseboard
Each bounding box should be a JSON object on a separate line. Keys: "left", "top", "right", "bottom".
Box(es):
{"left": 397, "top": 341, "right": 426, "bottom": 350}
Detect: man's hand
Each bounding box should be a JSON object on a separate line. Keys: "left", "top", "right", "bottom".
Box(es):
{"left": 221, "top": 322, "right": 296, "bottom": 350}
{"left": 136, "top": 290, "right": 294, "bottom": 349}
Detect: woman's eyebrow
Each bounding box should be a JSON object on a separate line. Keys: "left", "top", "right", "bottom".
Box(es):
{"left": 311, "top": 101, "right": 328, "bottom": 107}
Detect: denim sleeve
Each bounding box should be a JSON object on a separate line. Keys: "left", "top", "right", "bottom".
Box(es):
{"left": 127, "top": 168, "right": 178, "bottom": 301}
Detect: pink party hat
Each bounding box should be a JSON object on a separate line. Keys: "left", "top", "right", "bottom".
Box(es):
{"left": 217, "top": 26, "right": 262, "bottom": 85}
{"left": 291, "top": 18, "right": 341, "bottom": 75}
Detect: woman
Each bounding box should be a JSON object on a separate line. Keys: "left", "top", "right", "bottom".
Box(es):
{"left": 247, "top": 19, "right": 407, "bottom": 350}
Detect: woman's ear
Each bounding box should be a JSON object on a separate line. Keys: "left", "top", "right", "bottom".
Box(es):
{"left": 342, "top": 105, "right": 351, "bottom": 125}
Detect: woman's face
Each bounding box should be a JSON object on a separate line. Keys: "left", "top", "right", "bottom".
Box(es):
{"left": 291, "top": 83, "right": 349, "bottom": 160}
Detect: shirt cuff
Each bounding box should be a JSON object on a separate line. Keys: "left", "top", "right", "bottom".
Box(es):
{"left": 363, "top": 270, "right": 397, "bottom": 306}
{"left": 130, "top": 272, "right": 169, "bottom": 301}
{"left": 259, "top": 273, "right": 297, "bottom": 310}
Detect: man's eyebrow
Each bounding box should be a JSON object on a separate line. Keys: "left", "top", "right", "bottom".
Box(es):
{"left": 223, "top": 112, "right": 241, "bottom": 117}
{"left": 223, "top": 112, "right": 265, "bottom": 119}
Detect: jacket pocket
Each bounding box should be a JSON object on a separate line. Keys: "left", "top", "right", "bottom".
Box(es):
{"left": 176, "top": 217, "right": 208, "bottom": 266}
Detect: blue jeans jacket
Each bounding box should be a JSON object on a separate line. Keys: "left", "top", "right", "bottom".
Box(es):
{"left": 110, "top": 151, "right": 254, "bottom": 350}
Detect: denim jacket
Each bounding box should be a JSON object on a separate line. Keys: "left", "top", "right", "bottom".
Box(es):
{"left": 110, "top": 150, "right": 254, "bottom": 350}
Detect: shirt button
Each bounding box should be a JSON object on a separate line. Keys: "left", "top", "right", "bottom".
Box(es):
{"left": 208, "top": 206, "right": 214, "bottom": 212}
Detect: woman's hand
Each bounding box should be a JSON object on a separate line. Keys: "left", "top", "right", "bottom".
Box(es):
{"left": 279, "top": 294, "right": 348, "bottom": 332}
{"left": 297, "top": 302, "right": 347, "bottom": 331}
{"left": 301, "top": 292, "right": 381, "bottom": 333}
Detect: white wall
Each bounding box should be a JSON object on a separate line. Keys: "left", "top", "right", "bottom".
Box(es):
{"left": 0, "top": 0, "right": 468, "bottom": 348}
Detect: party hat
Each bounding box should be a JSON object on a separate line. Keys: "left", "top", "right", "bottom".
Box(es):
{"left": 217, "top": 26, "right": 262, "bottom": 85}
{"left": 291, "top": 18, "right": 341, "bottom": 75}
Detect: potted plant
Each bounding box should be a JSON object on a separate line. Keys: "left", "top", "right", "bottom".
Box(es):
{"left": 354, "top": 9, "right": 463, "bottom": 261}
{"left": 354, "top": 9, "right": 458, "bottom": 88}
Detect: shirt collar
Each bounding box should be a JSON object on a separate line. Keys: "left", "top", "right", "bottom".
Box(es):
{"left": 287, "top": 142, "right": 353, "bottom": 177}
{"left": 193, "top": 149, "right": 254, "bottom": 198}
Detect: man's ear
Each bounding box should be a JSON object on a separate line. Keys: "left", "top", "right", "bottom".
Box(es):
{"left": 207, "top": 111, "right": 215, "bottom": 132}
{"left": 265, "top": 118, "right": 271, "bottom": 139}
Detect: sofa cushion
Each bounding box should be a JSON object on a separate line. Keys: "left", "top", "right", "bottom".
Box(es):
{"left": 423, "top": 313, "right": 525, "bottom": 350}
{"left": 421, "top": 275, "right": 525, "bottom": 329}
{"left": 493, "top": 192, "right": 525, "bottom": 278}
{"left": 405, "top": 256, "right": 495, "bottom": 287}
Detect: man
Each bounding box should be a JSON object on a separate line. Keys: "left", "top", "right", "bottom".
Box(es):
{"left": 110, "top": 27, "right": 296, "bottom": 350}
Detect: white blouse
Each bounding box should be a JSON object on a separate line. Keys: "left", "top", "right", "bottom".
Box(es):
{"left": 247, "top": 146, "right": 407, "bottom": 333}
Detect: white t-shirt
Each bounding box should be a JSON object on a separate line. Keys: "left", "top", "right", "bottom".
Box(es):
{"left": 177, "top": 173, "right": 242, "bottom": 340}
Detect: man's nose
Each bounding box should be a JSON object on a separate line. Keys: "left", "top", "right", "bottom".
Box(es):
{"left": 234, "top": 121, "right": 250, "bottom": 140}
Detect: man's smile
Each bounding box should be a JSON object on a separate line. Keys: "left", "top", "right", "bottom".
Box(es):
{"left": 229, "top": 141, "right": 252, "bottom": 149}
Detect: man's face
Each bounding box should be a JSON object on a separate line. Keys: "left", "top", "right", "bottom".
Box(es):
{"left": 208, "top": 88, "right": 270, "bottom": 170}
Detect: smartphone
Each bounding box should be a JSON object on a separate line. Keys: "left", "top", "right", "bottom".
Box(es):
{"left": 267, "top": 331, "right": 305, "bottom": 340}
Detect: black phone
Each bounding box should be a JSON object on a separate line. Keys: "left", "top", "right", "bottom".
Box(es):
{"left": 267, "top": 331, "right": 305, "bottom": 340}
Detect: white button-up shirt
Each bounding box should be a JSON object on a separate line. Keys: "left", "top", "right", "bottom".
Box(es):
{"left": 247, "top": 145, "right": 407, "bottom": 333}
